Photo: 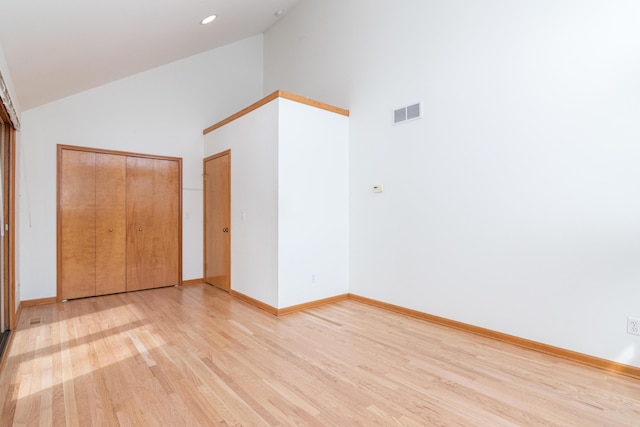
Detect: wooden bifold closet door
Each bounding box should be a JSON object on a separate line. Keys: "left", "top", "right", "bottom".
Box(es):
{"left": 96, "top": 153, "right": 127, "bottom": 295}
{"left": 126, "top": 156, "right": 180, "bottom": 291}
{"left": 58, "top": 146, "right": 181, "bottom": 300}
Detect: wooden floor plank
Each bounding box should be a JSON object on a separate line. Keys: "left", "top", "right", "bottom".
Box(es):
{"left": 1, "top": 284, "right": 639, "bottom": 426}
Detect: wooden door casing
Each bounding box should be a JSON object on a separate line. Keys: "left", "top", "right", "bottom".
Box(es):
{"left": 204, "top": 151, "right": 230, "bottom": 291}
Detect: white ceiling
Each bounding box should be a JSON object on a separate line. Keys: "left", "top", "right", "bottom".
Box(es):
{"left": 0, "top": 0, "right": 300, "bottom": 111}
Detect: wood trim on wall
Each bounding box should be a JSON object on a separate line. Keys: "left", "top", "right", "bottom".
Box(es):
{"left": 203, "top": 90, "right": 350, "bottom": 135}
{"left": 8, "top": 123, "right": 15, "bottom": 330}
{"left": 348, "top": 294, "right": 640, "bottom": 381}
{"left": 203, "top": 92, "right": 280, "bottom": 135}
{"left": 229, "top": 290, "right": 278, "bottom": 316}
{"left": 277, "top": 294, "right": 350, "bottom": 316}
{"left": 228, "top": 291, "right": 349, "bottom": 317}
{"left": 56, "top": 144, "right": 184, "bottom": 162}
{"left": 55, "top": 146, "right": 63, "bottom": 300}
{"left": 176, "top": 158, "right": 183, "bottom": 287}
{"left": 182, "top": 279, "right": 205, "bottom": 286}
{"left": 278, "top": 90, "right": 350, "bottom": 117}
{"left": 19, "top": 297, "right": 57, "bottom": 307}
{"left": 8, "top": 282, "right": 640, "bottom": 381}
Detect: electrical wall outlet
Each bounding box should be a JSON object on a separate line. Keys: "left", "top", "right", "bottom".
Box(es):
{"left": 372, "top": 184, "right": 384, "bottom": 193}
{"left": 628, "top": 317, "right": 640, "bottom": 336}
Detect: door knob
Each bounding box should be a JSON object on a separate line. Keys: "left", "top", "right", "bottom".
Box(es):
{"left": 138, "top": 228, "right": 143, "bottom": 231}
{"left": 222, "top": 227, "right": 229, "bottom": 233}
{"left": 108, "top": 228, "right": 113, "bottom": 232}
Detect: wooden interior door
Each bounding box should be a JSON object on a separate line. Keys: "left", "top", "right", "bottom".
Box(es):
{"left": 95, "top": 153, "right": 127, "bottom": 295}
{"left": 59, "top": 149, "right": 97, "bottom": 299}
{"left": 126, "top": 156, "right": 181, "bottom": 291}
{"left": 204, "top": 151, "right": 231, "bottom": 291}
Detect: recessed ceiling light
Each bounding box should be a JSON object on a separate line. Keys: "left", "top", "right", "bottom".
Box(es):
{"left": 201, "top": 14, "right": 217, "bottom": 25}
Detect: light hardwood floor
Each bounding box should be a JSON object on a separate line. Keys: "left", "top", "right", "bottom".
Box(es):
{"left": 1, "top": 284, "right": 639, "bottom": 426}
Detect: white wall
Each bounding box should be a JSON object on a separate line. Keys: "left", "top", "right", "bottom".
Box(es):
{"left": 203, "top": 97, "right": 350, "bottom": 309}
{"left": 278, "top": 98, "right": 349, "bottom": 307}
{"left": 264, "top": 0, "right": 640, "bottom": 367}
{"left": 19, "top": 35, "right": 264, "bottom": 300}
{"left": 204, "top": 100, "right": 280, "bottom": 307}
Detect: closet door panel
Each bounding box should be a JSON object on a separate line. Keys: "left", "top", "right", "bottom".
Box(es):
{"left": 126, "top": 156, "right": 153, "bottom": 291}
{"left": 95, "top": 153, "right": 127, "bottom": 295}
{"left": 60, "top": 150, "right": 96, "bottom": 299}
{"left": 153, "top": 158, "right": 180, "bottom": 287}
{"left": 126, "top": 157, "right": 180, "bottom": 291}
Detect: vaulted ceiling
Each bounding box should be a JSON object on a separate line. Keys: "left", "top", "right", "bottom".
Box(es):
{"left": 0, "top": 0, "right": 300, "bottom": 110}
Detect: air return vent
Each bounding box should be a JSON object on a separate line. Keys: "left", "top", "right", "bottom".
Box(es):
{"left": 393, "top": 102, "right": 422, "bottom": 125}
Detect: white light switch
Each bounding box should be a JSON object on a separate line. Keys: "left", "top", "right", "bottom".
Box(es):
{"left": 372, "top": 184, "right": 384, "bottom": 193}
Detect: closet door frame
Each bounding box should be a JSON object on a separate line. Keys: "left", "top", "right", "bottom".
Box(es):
{"left": 56, "top": 144, "right": 183, "bottom": 301}
{"left": 0, "top": 106, "right": 16, "bottom": 331}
